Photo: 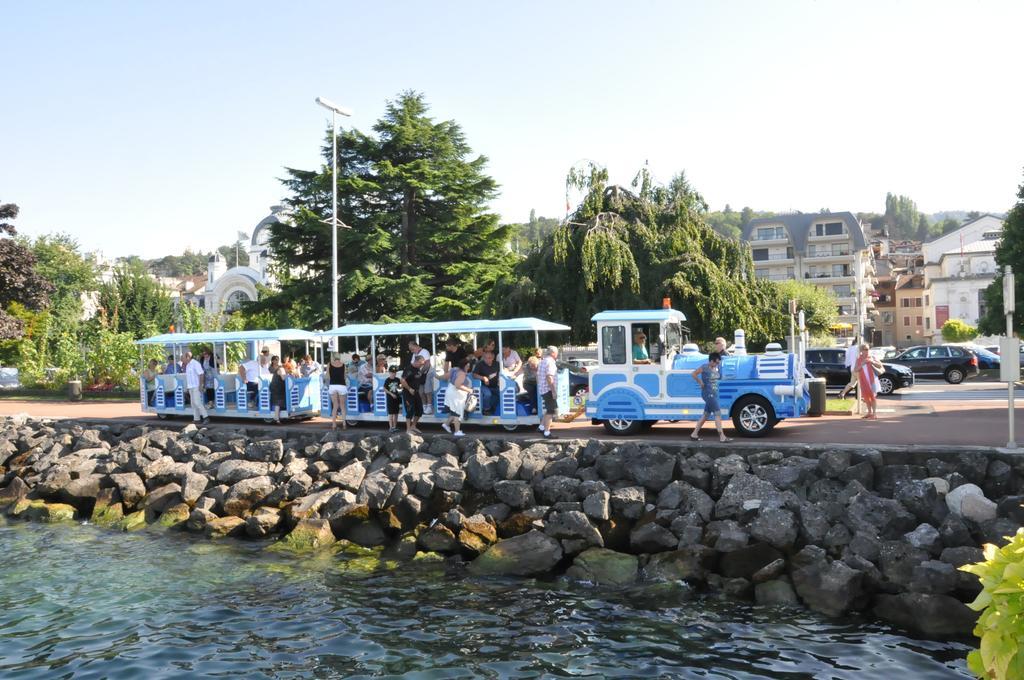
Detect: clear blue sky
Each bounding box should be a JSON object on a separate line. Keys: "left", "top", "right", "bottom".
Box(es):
{"left": 2, "top": 1, "right": 1022, "bottom": 259}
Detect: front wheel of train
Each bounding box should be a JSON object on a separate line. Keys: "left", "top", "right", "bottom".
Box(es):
{"left": 602, "top": 418, "right": 642, "bottom": 436}
{"left": 731, "top": 396, "right": 776, "bottom": 438}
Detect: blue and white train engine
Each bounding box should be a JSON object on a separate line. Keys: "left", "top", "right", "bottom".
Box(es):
{"left": 585, "top": 310, "right": 809, "bottom": 437}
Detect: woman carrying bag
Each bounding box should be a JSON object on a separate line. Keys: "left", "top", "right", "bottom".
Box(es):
{"left": 854, "top": 343, "right": 884, "bottom": 420}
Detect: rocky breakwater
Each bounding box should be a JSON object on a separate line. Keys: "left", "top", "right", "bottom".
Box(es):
{"left": 0, "top": 416, "right": 1020, "bottom": 639}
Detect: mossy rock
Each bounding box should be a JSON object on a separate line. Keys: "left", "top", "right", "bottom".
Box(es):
{"left": 91, "top": 501, "right": 125, "bottom": 527}
{"left": 268, "top": 518, "right": 336, "bottom": 553}
{"left": 22, "top": 500, "right": 77, "bottom": 523}
{"left": 204, "top": 516, "right": 247, "bottom": 539}
{"left": 8, "top": 498, "right": 31, "bottom": 517}
{"left": 333, "top": 554, "right": 383, "bottom": 578}
{"left": 117, "top": 510, "right": 148, "bottom": 532}
{"left": 566, "top": 548, "right": 639, "bottom": 587}
{"left": 156, "top": 503, "right": 191, "bottom": 529}
{"left": 413, "top": 551, "right": 445, "bottom": 563}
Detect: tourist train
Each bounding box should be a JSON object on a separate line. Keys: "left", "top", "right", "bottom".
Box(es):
{"left": 136, "top": 309, "right": 809, "bottom": 436}
{"left": 585, "top": 309, "right": 810, "bottom": 437}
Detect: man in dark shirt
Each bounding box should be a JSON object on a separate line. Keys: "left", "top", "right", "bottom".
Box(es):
{"left": 400, "top": 356, "right": 425, "bottom": 434}
{"left": 444, "top": 338, "right": 467, "bottom": 374}
{"left": 472, "top": 349, "right": 500, "bottom": 415}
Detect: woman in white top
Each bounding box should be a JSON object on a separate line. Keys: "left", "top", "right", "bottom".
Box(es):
{"left": 442, "top": 357, "right": 473, "bottom": 438}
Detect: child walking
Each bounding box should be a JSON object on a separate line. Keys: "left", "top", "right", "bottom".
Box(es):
{"left": 383, "top": 364, "right": 402, "bottom": 433}
{"left": 691, "top": 351, "right": 732, "bottom": 443}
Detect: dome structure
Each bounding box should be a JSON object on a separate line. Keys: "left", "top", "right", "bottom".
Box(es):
{"left": 204, "top": 205, "right": 288, "bottom": 314}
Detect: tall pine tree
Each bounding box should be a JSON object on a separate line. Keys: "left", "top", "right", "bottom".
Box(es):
{"left": 252, "top": 91, "right": 513, "bottom": 328}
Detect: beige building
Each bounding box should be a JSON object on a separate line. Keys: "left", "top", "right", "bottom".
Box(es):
{"left": 894, "top": 272, "right": 928, "bottom": 348}
{"left": 742, "top": 212, "right": 876, "bottom": 339}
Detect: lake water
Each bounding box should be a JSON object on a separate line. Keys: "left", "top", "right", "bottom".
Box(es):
{"left": 0, "top": 518, "right": 972, "bottom": 679}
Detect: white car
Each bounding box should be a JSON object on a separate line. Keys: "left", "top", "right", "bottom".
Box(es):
{"left": 567, "top": 357, "right": 599, "bottom": 372}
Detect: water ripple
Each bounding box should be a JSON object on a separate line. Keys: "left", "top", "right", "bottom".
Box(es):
{"left": 0, "top": 521, "right": 972, "bottom": 679}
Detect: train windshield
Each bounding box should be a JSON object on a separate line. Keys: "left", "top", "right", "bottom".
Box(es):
{"left": 664, "top": 322, "right": 683, "bottom": 352}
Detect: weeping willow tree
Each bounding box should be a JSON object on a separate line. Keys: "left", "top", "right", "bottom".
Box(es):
{"left": 489, "top": 163, "right": 786, "bottom": 344}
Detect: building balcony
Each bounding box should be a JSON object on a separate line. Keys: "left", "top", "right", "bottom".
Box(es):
{"left": 804, "top": 251, "right": 853, "bottom": 260}
{"left": 802, "top": 273, "right": 854, "bottom": 283}
{"left": 807, "top": 232, "right": 850, "bottom": 241}
{"left": 747, "top": 236, "right": 791, "bottom": 246}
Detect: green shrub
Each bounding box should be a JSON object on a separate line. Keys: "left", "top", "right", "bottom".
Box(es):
{"left": 961, "top": 528, "right": 1024, "bottom": 678}
{"left": 942, "top": 318, "right": 979, "bottom": 343}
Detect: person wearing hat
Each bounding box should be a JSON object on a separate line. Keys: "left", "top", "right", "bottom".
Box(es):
{"left": 383, "top": 364, "right": 402, "bottom": 433}
{"left": 401, "top": 355, "right": 425, "bottom": 435}
{"left": 258, "top": 346, "right": 272, "bottom": 377}
{"left": 632, "top": 328, "right": 651, "bottom": 364}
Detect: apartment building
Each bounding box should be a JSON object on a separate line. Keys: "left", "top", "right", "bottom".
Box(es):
{"left": 742, "top": 212, "right": 876, "bottom": 338}
{"left": 872, "top": 276, "right": 897, "bottom": 347}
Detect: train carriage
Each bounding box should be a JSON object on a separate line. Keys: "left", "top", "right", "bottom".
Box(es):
{"left": 136, "top": 329, "right": 323, "bottom": 422}
{"left": 318, "top": 318, "right": 571, "bottom": 431}
{"left": 585, "top": 309, "right": 810, "bottom": 437}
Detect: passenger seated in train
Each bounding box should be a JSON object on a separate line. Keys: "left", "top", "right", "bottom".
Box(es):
{"left": 632, "top": 328, "right": 651, "bottom": 364}
{"left": 142, "top": 359, "right": 159, "bottom": 406}
{"left": 299, "top": 354, "right": 320, "bottom": 377}
{"left": 240, "top": 357, "right": 261, "bottom": 406}
{"left": 349, "top": 353, "right": 373, "bottom": 402}
{"left": 472, "top": 349, "right": 500, "bottom": 415}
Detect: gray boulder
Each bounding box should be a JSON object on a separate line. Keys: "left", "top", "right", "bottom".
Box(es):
{"left": 657, "top": 480, "right": 714, "bottom": 522}
{"left": 583, "top": 489, "right": 611, "bottom": 521}
{"left": 791, "top": 546, "right": 864, "bottom": 616}
{"left": 535, "top": 475, "right": 581, "bottom": 505}
{"left": 749, "top": 508, "right": 798, "bottom": 551}
{"left": 222, "top": 476, "right": 275, "bottom": 516}
{"left": 434, "top": 466, "right": 466, "bottom": 492}
{"left": 873, "top": 593, "right": 977, "bottom": 637}
{"left": 755, "top": 579, "right": 799, "bottom": 606}
{"left": 565, "top": 548, "right": 638, "bottom": 586}
{"left": 545, "top": 510, "right": 603, "bottom": 548}
{"left": 715, "top": 472, "right": 782, "bottom": 520}
{"left": 909, "top": 560, "right": 958, "bottom": 595}
{"left": 904, "top": 523, "right": 943, "bottom": 556}
{"left": 465, "top": 452, "right": 500, "bottom": 491}
{"left": 629, "top": 522, "right": 678, "bottom": 553}
{"left": 622, "top": 446, "right": 676, "bottom": 491}
{"left": 215, "top": 460, "right": 271, "bottom": 484}
{"left": 469, "top": 530, "right": 563, "bottom": 576}
{"left": 493, "top": 480, "right": 535, "bottom": 509}
{"left": 844, "top": 491, "right": 916, "bottom": 539}
{"left": 610, "top": 486, "right": 645, "bottom": 520}
{"left": 705, "top": 519, "right": 749, "bottom": 552}
{"left": 245, "top": 439, "right": 284, "bottom": 462}
{"left": 330, "top": 460, "right": 367, "bottom": 492}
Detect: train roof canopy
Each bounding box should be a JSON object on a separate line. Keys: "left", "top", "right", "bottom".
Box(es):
{"left": 320, "top": 317, "right": 570, "bottom": 338}
{"left": 136, "top": 329, "right": 319, "bottom": 345}
{"left": 591, "top": 309, "right": 688, "bottom": 323}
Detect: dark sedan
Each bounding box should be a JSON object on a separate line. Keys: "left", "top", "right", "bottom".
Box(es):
{"left": 887, "top": 345, "right": 979, "bottom": 384}
{"left": 806, "top": 347, "right": 915, "bottom": 395}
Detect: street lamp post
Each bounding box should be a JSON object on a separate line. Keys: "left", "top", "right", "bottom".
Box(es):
{"left": 315, "top": 96, "right": 353, "bottom": 343}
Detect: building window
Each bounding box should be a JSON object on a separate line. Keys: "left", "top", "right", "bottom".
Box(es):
{"left": 925, "top": 317, "right": 930, "bottom": 329}
{"left": 916, "top": 316, "right": 923, "bottom": 326}
{"left": 882, "top": 312, "right": 894, "bottom": 325}
{"left": 925, "top": 295, "right": 929, "bottom": 305}
{"left": 752, "top": 248, "right": 769, "bottom": 262}
{"left": 832, "top": 264, "right": 850, "bottom": 277}
{"left": 833, "top": 285, "right": 851, "bottom": 297}
{"left": 223, "top": 290, "right": 252, "bottom": 313}
{"left": 979, "top": 289, "right": 988, "bottom": 321}
{"left": 755, "top": 268, "right": 769, "bottom": 279}
{"left": 601, "top": 325, "right": 626, "bottom": 364}
{"left": 815, "top": 222, "right": 845, "bottom": 236}
{"left": 904, "top": 316, "right": 911, "bottom": 326}
{"left": 786, "top": 246, "right": 794, "bottom": 259}
{"left": 755, "top": 226, "right": 786, "bottom": 240}
{"left": 831, "top": 243, "right": 850, "bottom": 256}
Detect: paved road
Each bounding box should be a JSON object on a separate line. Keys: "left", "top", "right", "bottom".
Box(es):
{"left": 891, "top": 380, "right": 1020, "bottom": 402}
{"left": 1, "top": 394, "right": 1022, "bottom": 448}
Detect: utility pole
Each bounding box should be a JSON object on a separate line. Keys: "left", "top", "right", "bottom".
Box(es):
{"left": 1001, "top": 266, "right": 1019, "bottom": 448}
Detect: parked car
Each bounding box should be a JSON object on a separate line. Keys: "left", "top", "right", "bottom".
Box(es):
{"left": 887, "top": 345, "right": 980, "bottom": 384}
{"left": 566, "top": 357, "right": 599, "bottom": 372}
{"left": 869, "top": 346, "right": 895, "bottom": 362}
{"left": 805, "top": 348, "right": 914, "bottom": 395}
{"left": 963, "top": 345, "right": 1000, "bottom": 370}
{"left": 557, "top": 361, "right": 590, "bottom": 398}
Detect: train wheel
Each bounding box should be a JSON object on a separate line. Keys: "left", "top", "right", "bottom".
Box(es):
{"left": 603, "top": 418, "right": 642, "bottom": 436}
{"left": 731, "top": 396, "right": 776, "bottom": 438}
